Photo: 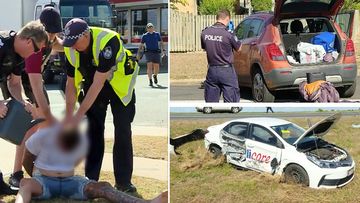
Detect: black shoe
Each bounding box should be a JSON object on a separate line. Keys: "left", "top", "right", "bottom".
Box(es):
{"left": 0, "top": 173, "right": 17, "bottom": 195}
{"left": 115, "top": 183, "right": 137, "bottom": 193}
{"left": 153, "top": 75, "right": 158, "bottom": 84}
{"left": 9, "top": 171, "right": 23, "bottom": 190}
{"left": 149, "top": 79, "right": 153, "bottom": 86}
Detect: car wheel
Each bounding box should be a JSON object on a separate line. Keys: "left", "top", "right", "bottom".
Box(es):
{"left": 231, "top": 107, "right": 240, "bottom": 113}
{"left": 284, "top": 164, "right": 309, "bottom": 186}
{"left": 209, "top": 145, "right": 222, "bottom": 158}
{"left": 252, "top": 70, "right": 275, "bottom": 102}
{"left": 339, "top": 82, "right": 356, "bottom": 98}
{"left": 203, "top": 107, "right": 212, "bottom": 114}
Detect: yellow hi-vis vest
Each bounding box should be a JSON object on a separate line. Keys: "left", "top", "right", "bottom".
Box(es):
{"left": 64, "top": 27, "right": 139, "bottom": 106}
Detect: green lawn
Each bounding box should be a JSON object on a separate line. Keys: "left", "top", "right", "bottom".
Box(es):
{"left": 171, "top": 116, "right": 360, "bottom": 203}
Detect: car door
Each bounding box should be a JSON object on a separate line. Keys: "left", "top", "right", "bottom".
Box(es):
{"left": 234, "top": 18, "right": 264, "bottom": 86}
{"left": 335, "top": 10, "right": 355, "bottom": 39}
{"left": 245, "top": 124, "right": 283, "bottom": 173}
{"left": 220, "top": 122, "right": 249, "bottom": 161}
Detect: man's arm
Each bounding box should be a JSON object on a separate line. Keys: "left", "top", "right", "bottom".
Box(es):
{"left": 7, "top": 74, "right": 24, "bottom": 102}
{"left": 23, "top": 148, "right": 36, "bottom": 176}
{"left": 73, "top": 70, "right": 109, "bottom": 122}
{"left": 137, "top": 43, "right": 145, "bottom": 61}
{"left": 65, "top": 76, "right": 77, "bottom": 119}
{"left": 28, "top": 73, "right": 54, "bottom": 122}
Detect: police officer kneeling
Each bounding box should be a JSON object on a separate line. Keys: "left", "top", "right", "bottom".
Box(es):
{"left": 201, "top": 9, "right": 242, "bottom": 102}
{"left": 61, "top": 18, "right": 139, "bottom": 193}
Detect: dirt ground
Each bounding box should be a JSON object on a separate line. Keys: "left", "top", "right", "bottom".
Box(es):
{"left": 170, "top": 35, "right": 360, "bottom": 81}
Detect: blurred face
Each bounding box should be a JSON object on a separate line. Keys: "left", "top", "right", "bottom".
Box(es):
{"left": 224, "top": 16, "right": 230, "bottom": 26}
{"left": 147, "top": 26, "right": 154, "bottom": 33}
{"left": 14, "top": 36, "right": 46, "bottom": 58}
{"left": 72, "top": 32, "right": 90, "bottom": 52}
{"left": 48, "top": 33, "right": 57, "bottom": 42}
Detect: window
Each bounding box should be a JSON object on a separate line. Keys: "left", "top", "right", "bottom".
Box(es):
{"left": 131, "top": 9, "right": 158, "bottom": 43}
{"left": 161, "top": 8, "right": 168, "bottom": 42}
{"left": 271, "top": 123, "right": 305, "bottom": 145}
{"left": 116, "top": 10, "right": 130, "bottom": 41}
{"left": 250, "top": 125, "right": 283, "bottom": 148}
{"left": 224, "top": 122, "right": 248, "bottom": 137}
{"left": 35, "top": 6, "right": 43, "bottom": 20}
{"left": 247, "top": 19, "right": 264, "bottom": 38}
{"left": 235, "top": 19, "right": 251, "bottom": 40}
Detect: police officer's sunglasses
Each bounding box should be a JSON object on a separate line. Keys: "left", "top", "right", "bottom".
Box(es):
{"left": 30, "top": 38, "right": 40, "bottom": 52}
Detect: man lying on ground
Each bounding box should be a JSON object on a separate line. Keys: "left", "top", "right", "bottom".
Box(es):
{"left": 15, "top": 124, "right": 167, "bottom": 203}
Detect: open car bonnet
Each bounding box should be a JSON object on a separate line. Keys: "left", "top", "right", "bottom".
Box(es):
{"left": 274, "top": 0, "right": 345, "bottom": 22}
{"left": 293, "top": 113, "right": 341, "bottom": 146}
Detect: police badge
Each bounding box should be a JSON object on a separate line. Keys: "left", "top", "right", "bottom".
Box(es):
{"left": 103, "top": 46, "right": 113, "bottom": 59}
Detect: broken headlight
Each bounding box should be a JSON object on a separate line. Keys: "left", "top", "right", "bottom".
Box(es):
{"left": 307, "top": 155, "right": 339, "bottom": 168}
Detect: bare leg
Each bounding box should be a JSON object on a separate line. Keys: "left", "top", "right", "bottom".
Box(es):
{"left": 153, "top": 63, "right": 160, "bottom": 76}
{"left": 15, "top": 178, "right": 42, "bottom": 203}
{"left": 85, "top": 182, "right": 149, "bottom": 203}
{"left": 147, "top": 62, "right": 153, "bottom": 80}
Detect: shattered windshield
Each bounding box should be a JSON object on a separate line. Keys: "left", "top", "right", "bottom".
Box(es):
{"left": 271, "top": 123, "right": 305, "bottom": 144}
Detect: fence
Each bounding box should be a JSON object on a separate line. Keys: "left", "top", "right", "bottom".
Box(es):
{"left": 170, "top": 11, "right": 247, "bottom": 52}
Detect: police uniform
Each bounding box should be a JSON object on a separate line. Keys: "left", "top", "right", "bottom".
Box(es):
{"left": 201, "top": 22, "right": 241, "bottom": 102}
{"left": 63, "top": 19, "right": 139, "bottom": 189}
{"left": 0, "top": 30, "right": 45, "bottom": 104}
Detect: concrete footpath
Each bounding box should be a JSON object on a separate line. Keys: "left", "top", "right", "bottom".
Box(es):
{"left": 0, "top": 73, "right": 168, "bottom": 182}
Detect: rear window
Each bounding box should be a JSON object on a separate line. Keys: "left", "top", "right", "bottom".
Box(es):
{"left": 280, "top": 18, "right": 334, "bottom": 34}
{"left": 284, "top": 0, "right": 333, "bottom": 5}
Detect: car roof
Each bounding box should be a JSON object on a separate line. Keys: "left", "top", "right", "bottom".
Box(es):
{"left": 231, "top": 117, "right": 291, "bottom": 127}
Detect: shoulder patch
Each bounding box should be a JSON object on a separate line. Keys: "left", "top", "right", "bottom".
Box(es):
{"left": 102, "top": 46, "right": 113, "bottom": 59}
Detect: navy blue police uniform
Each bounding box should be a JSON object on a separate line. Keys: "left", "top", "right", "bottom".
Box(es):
{"left": 201, "top": 22, "right": 241, "bottom": 102}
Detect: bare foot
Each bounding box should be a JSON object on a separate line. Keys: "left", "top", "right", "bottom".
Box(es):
{"left": 150, "top": 191, "right": 168, "bottom": 203}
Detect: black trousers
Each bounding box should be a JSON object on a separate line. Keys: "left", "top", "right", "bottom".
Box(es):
{"left": 82, "top": 82, "right": 136, "bottom": 185}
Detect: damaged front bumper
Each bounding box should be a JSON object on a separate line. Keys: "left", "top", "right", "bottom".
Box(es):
{"left": 316, "top": 163, "right": 355, "bottom": 188}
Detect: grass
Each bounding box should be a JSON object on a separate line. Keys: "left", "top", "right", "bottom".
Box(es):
{"left": 105, "top": 136, "right": 168, "bottom": 160}
{"left": 170, "top": 116, "right": 360, "bottom": 203}
{"left": 1, "top": 171, "right": 167, "bottom": 203}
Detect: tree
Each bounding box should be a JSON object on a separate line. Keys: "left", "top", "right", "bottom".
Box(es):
{"left": 199, "top": 0, "right": 235, "bottom": 15}
{"left": 170, "top": 0, "right": 188, "bottom": 10}
{"left": 251, "top": 0, "right": 272, "bottom": 12}
{"left": 343, "top": 0, "right": 360, "bottom": 10}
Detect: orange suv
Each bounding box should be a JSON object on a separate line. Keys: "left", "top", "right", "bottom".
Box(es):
{"left": 233, "top": 0, "right": 357, "bottom": 102}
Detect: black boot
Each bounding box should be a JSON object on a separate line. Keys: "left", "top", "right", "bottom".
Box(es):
{"left": 153, "top": 74, "right": 158, "bottom": 85}
{"left": 149, "top": 79, "right": 153, "bottom": 86}
{"left": 0, "top": 172, "right": 17, "bottom": 195}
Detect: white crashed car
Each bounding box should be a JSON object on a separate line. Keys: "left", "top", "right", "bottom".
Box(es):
{"left": 204, "top": 113, "right": 355, "bottom": 188}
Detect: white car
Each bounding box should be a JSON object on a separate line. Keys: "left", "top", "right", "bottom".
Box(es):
{"left": 204, "top": 113, "right": 355, "bottom": 188}
{"left": 196, "top": 106, "right": 242, "bottom": 114}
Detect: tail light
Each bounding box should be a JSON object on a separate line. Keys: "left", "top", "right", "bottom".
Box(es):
{"left": 266, "top": 43, "right": 285, "bottom": 61}
{"left": 345, "top": 39, "right": 355, "bottom": 57}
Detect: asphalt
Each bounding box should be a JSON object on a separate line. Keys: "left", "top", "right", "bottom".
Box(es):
{"left": 170, "top": 111, "right": 360, "bottom": 120}
{"left": 0, "top": 72, "right": 168, "bottom": 181}
{"left": 170, "top": 76, "right": 360, "bottom": 102}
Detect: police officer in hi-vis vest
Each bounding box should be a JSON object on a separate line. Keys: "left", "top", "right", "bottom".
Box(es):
{"left": 61, "top": 18, "right": 139, "bottom": 193}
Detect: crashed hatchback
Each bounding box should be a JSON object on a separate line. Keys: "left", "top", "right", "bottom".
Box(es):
{"left": 204, "top": 113, "right": 355, "bottom": 188}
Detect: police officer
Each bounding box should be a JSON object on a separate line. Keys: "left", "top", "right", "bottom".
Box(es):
{"left": 61, "top": 18, "right": 139, "bottom": 193}
{"left": 0, "top": 21, "right": 48, "bottom": 189}
{"left": 201, "top": 9, "right": 242, "bottom": 102}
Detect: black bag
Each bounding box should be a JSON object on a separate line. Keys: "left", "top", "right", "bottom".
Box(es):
{"left": 0, "top": 100, "right": 44, "bottom": 145}
{"left": 306, "top": 72, "right": 326, "bottom": 83}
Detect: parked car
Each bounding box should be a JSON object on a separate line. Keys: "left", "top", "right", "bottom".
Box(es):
{"left": 233, "top": 0, "right": 357, "bottom": 102}
{"left": 196, "top": 106, "right": 242, "bottom": 114}
{"left": 204, "top": 113, "right": 355, "bottom": 188}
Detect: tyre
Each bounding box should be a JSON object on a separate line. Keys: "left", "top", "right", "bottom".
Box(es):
{"left": 231, "top": 107, "right": 241, "bottom": 113}
{"left": 203, "top": 107, "right": 212, "bottom": 114}
{"left": 284, "top": 164, "right": 309, "bottom": 186}
{"left": 209, "top": 145, "right": 222, "bottom": 158}
{"left": 339, "top": 82, "right": 356, "bottom": 98}
{"left": 252, "top": 70, "right": 275, "bottom": 102}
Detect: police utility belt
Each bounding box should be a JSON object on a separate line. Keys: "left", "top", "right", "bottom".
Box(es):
{"left": 208, "top": 64, "right": 233, "bottom": 68}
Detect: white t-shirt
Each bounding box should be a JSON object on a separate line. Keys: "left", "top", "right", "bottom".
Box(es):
{"left": 25, "top": 124, "right": 88, "bottom": 173}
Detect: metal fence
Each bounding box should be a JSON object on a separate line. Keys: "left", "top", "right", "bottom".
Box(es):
{"left": 170, "top": 11, "right": 247, "bottom": 52}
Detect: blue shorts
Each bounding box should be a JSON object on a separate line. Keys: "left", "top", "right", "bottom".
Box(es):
{"left": 145, "top": 51, "right": 161, "bottom": 64}
{"left": 33, "top": 174, "right": 94, "bottom": 200}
